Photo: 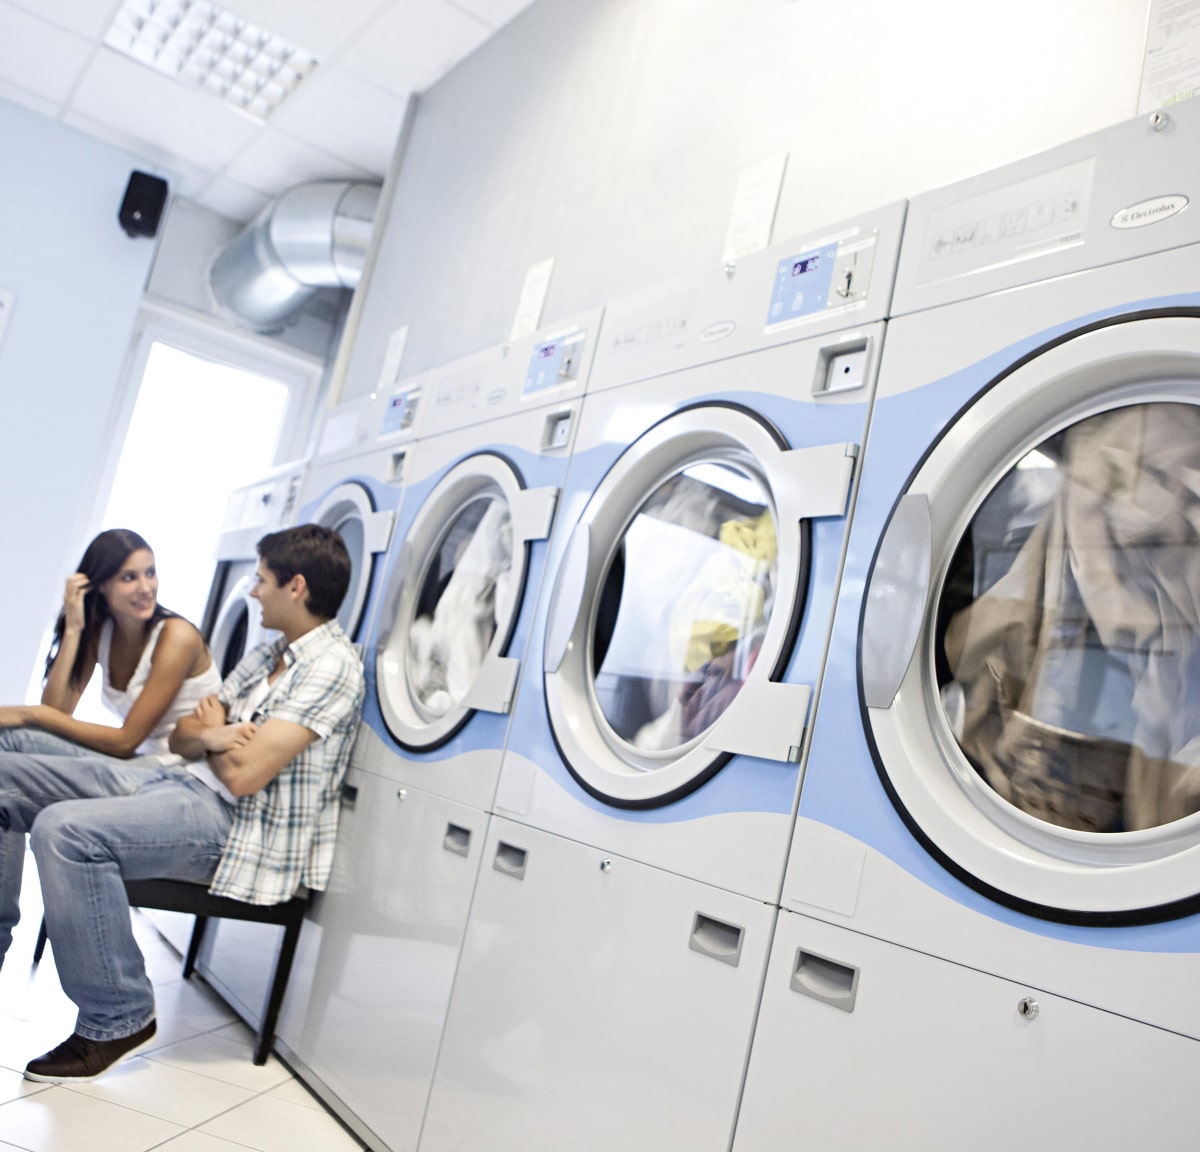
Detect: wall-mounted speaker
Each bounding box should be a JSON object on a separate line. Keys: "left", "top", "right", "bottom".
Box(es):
{"left": 118, "top": 171, "right": 169, "bottom": 239}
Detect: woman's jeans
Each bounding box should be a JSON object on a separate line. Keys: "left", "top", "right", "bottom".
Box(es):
{"left": 0, "top": 727, "right": 233, "bottom": 1042}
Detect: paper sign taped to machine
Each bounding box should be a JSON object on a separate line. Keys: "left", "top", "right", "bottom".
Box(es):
{"left": 723, "top": 153, "right": 788, "bottom": 264}
{"left": 0, "top": 289, "right": 14, "bottom": 353}
{"left": 510, "top": 257, "right": 554, "bottom": 342}
{"left": 1139, "top": 0, "right": 1200, "bottom": 112}
{"left": 378, "top": 324, "right": 409, "bottom": 391}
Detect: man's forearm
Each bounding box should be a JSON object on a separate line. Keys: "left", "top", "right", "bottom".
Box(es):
{"left": 168, "top": 715, "right": 210, "bottom": 760}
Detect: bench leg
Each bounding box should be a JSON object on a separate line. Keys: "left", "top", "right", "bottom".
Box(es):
{"left": 33, "top": 917, "right": 48, "bottom": 964}
{"left": 255, "top": 917, "right": 302, "bottom": 1065}
{"left": 183, "top": 915, "right": 209, "bottom": 979}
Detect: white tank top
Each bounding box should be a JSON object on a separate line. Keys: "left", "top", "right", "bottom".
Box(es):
{"left": 98, "top": 618, "right": 222, "bottom": 756}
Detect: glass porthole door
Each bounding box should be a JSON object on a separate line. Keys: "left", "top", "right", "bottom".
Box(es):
{"left": 544, "top": 405, "right": 856, "bottom": 808}
{"left": 376, "top": 454, "right": 558, "bottom": 750}
{"left": 309, "top": 483, "right": 395, "bottom": 643}
{"left": 862, "top": 313, "right": 1200, "bottom": 920}
{"left": 210, "top": 570, "right": 259, "bottom": 678}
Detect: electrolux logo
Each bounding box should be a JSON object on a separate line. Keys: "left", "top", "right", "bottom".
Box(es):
{"left": 1110, "top": 195, "right": 1188, "bottom": 230}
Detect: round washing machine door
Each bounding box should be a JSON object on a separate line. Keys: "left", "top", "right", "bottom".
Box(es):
{"left": 209, "top": 572, "right": 260, "bottom": 679}
{"left": 376, "top": 453, "right": 551, "bottom": 751}
{"left": 862, "top": 312, "right": 1200, "bottom": 922}
{"left": 309, "top": 482, "right": 391, "bottom": 643}
{"left": 543, "top": 404, "right": 814, "bottom": 808}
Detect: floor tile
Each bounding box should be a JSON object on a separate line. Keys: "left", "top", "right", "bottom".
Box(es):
{"left": 154, "top": 1132, "right": 261, "bottom": 1150}
{"left": 199, "top": 1091, "right": 366, "bottom": 1151}
{"left": 0, "top": 1085, "right": 184, "bottom": 1151}
{"left": 0, "top": 1063, "right": 50, "bottom": 1104}
{"left": 63, "top": 1052, "right": 257, "bottom": 1128}
{"left": 143, "top": 1025, "right": 292, "bottom": 1092}
{"left": 263, "top": 1076, "right": 326, "bottom": 1111}
{"left": 0, "top": 1012, "right": 78, "bottom": 1081}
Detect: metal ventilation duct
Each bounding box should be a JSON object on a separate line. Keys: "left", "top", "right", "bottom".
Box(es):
{"left": 209, "top": 180, "right": 380, "bottom": 331}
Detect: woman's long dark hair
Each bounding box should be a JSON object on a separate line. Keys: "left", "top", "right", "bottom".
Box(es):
{"left": 44, "top": 529, "right": 175, "bottom": 689}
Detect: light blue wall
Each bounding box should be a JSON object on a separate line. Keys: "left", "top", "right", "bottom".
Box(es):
{"left": 0, "top": 99, "right": 159, "bottom": 702}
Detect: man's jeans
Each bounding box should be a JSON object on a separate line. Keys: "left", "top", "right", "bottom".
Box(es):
{"left": 0, "top": 728, "right": 233, "bottom": 1041}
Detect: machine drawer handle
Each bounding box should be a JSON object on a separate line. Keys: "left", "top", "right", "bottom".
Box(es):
{"left": 688, "top": 913, "right": 744, "bottom": 967}
{"left": 791, "top": 948, "right": 860, "bottom": 1013}
{"left": 340, "top": 783, "right": 358, "bottom": 808}
{"left": 494, "top": 841, "right": 528, "bottom": 880}
{"left": 443, "top": 823, "right": 471, "bottom": 857}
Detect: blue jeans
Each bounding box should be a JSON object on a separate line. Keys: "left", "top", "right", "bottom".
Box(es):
{"left": 0, "top": 728, "right": 233, "bottom": 1041}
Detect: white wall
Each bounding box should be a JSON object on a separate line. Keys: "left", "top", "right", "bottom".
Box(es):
{"left": 0, "top": 99, "right": 159, "bottom": 703}
{"left": 340, "top": 0, "right": 1152, "bottom": 392}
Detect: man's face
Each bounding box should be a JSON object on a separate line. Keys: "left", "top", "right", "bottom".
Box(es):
{"left": 250, "top": 561, "right": 288, "bottom": 632}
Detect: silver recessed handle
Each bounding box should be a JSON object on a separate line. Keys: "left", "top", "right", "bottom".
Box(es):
{"left": 443, "top": 823, "right": 471, "bottom": 858}
{"left": 493, "top": 841, "right": 528, "bottom": 880}
{"left": 790, "top": 948, "right": 859, "bottom": 1013}
{"left": 688, "top": 913, "right": 744, "bottom": 968}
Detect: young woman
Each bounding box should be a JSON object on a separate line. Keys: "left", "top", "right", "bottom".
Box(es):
{"left": 0, "top": 529, "right": 221, "bottom": 759}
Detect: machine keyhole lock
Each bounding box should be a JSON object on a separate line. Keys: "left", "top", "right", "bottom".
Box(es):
{"left": 837, "top": 269, "right": 854, "bottom": 299}
{"left": 1017, "top": 996, "right": 1040, "bottom": 1021}
{"left": 599, "top": 859, "right": 614, "bottom": 873}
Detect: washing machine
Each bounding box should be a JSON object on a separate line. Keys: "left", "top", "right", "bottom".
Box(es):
{"left": 193, "top": 378, "right": 425, "bottom": 1036}
{"left": 274, "top": 310, "right": 603, "bottom": 1152}
{"left": 734, "top": 103, "right": 1200, "bottom": 1150}
{"left": 418, "top": 203, "right": 905, "bottom": 1152}
{"left": 201, "top": 459, "right": 309, "bottom": 679}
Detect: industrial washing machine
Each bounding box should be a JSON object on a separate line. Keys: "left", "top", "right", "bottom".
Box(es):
{"left": 418, "top": 203, "right": 905, "bottom": 1152}
{"left": 735, "top": 102, "right": 1200, "bottom": 1150}
{"left": 275, "top": 310, "right": 602, "bottom": 1152}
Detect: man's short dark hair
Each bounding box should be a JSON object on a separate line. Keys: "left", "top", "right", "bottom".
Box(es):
{"left": 257, "top": 524, "right": 352, "bottom": 621}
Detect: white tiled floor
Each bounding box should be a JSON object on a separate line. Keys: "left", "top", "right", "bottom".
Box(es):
{"left": 0, "top": 853, "right": 365, "bottom": 1152}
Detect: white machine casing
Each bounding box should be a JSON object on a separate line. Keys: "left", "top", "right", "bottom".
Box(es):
{"left": 735, "top": 102, "right": 1200, "bottom": 1149}
{"left": 275, "top": 311, "right": 603, "bottom": 1152}
{"left": 419, "top": 204, "right": 905, "bottom": 1152}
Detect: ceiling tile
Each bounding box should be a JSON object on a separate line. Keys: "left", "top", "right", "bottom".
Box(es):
{"left": 0, "top": 2, "right": 94, "bottom": 104}
{"left": 343, "top": 0, "right": 491, "bottom": 96}
{"left": 222, "top": 0, "right": 392, "bottom": 62}
{"left": 270, "top": 69, "right": 408, "bottom": 177}
{"left": 69, "top": 48, "right": 262, "bottom": 172}
{"left": 61, "top": 107, "right": 212, "bottom": 194}
{"left": 4, "top": 0, "right": 120, "bottom": 40}
{"left": 0, "top": 76, "right": 63, "bottom": 119}
{"left": 221, "top": 126, "right": 373, "bottom": 197}
{"left": 193, "top": 175, "right": 272, "bottom": 222}
{"left": 445, "top": 0, "right": 534, "bottom": 30}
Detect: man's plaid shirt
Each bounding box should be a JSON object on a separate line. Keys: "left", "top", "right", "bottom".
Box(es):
{"left": 208, "top": 620, "right": 365, "bottom": 905}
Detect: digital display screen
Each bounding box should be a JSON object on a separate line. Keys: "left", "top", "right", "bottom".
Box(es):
{"left": 791, "top": 255, "right": 820, "bottom": 276}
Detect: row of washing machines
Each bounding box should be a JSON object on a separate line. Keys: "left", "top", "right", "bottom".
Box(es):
{"left": 183, "top": 102, "right": 1200, "bottom": 1151}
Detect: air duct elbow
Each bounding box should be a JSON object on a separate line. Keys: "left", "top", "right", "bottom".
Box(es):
{"left": 209, "top": 180, "right": 380, "bottom": 331}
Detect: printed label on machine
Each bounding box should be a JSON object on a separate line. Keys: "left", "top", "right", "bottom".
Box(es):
{"left": 916, "top": 157, "right": 1095, "bottom": 286}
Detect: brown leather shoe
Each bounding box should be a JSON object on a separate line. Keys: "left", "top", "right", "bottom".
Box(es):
{"left": 24, "top": 1019, "right": 157, "bottom": 1083}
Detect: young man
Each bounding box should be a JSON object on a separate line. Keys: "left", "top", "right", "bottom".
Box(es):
{"left": 0, "top": 524, "right": 364, "bottom": 1083}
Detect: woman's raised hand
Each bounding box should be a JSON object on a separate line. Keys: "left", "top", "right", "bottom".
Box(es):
{"left": 63, "top": 572, "right": 90, "bottom": 634}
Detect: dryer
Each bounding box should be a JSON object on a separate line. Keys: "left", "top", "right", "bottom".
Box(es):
{"left": 194, "top": 381, "right": 423, "bottom": 1036}
{"left": 293, "top": 386, "right": 420, "bottom": 648}
{"left": 275, "top": 310, "right": 602, "bottom": 1152}
{"left": 735, "top": 104, "right": 1200, "bottom": 1150}
{"left": 201, "top": 459, "right": 308, "bottom": 680}
{"left": 419, "top": 204, "right": 905, "bottom": 1152}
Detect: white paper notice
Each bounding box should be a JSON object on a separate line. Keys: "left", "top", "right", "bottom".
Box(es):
{"left": 1139, "top": 0, "right": 1200, "bottom": 112}
{"left": 722, "top": 154, "right": 788, "bottom": 264}
{"left": 0, "top": 289, "right": 14, "bottom": 354}
{"left": 510, "top": 256, "right": 554, "bottom": 341}
{"left": 378, "top": 324, "right": 409, "bottom": 391}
